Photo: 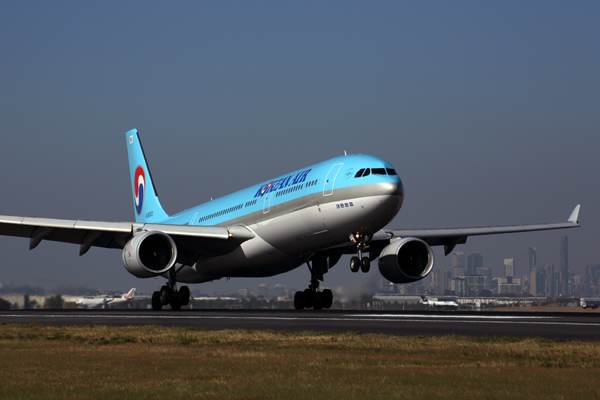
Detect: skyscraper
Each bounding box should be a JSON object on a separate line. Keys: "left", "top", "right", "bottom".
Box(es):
{"left": 504, "top": 259, "right": 515, "bottom": 278}
{"left": 560, "top": 236, "right": 569, "bottom": 295}
{"left": 452, "top": 252, "right": 465, "bottom": 268}
{"left": 467, "top": 253, "right": 483, "bottom": 275}
{"left": 527, "top": 247, "right": 537, "bottom": 274}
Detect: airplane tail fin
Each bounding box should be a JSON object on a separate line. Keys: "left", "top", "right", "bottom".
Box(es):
{"left": 122, "top": 288, "right": 135, "bottom": 300}
{"left": 126, "top": 129, "right": 169, "bottom": 223}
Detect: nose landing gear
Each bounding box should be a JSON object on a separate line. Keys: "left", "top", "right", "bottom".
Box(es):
{"left": 349, "top": 233, "right": 371, "bottom": 273}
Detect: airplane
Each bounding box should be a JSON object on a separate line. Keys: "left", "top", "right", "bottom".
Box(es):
{"left": 62, "top": 288, "right": 136, "bottom": 309}
{"left": 0, "top": 129, "right": 581, "bottom": 311}
{"left": 420, "top": 296, "right": 459, "bottom": 310}
{"left": 580, "top": 298, "right": 600, "bottom": 310}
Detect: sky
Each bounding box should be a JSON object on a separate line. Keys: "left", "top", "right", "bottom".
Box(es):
{"left": 0, "top": 1, "right": 598, "bottom": 295}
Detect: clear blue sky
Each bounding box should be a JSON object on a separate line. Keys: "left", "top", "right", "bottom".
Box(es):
{"left": 0, "top": 1, "right": 598, "bottom": 295}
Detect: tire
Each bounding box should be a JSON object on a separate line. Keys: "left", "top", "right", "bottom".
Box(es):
{"left": 350, "top": 256, "right": 361, "bottom": 273}
{"left": 160, "top": 285, "right": 171, "bottom": 305}
{"left": 151, "top": 291, "right": 163, "bottom": 311}
{"left": 171, "top": 299, "right": 182, "bottom": 311}
{"left": 294, "top": 291, "right": 305, "bottom": 310}
{"left": 303, "top": 289, "right": 315, "bottom": 309}
{"left": 361, "top": 257, "right": 370, "bottom": 273}
{"left": 322, "top": 289, "right": 333, "bottom": 309}
{"left": 179, "top": 286, "right": 190, "bottom": 306}
{"left": 313, "top": 292, "right": 323, "bottom": 310}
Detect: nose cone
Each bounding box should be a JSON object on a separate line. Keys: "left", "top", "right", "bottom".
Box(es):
{"left": 374, "top": 180, "right": 404, "bottom": 215}
{"left": 377, "top": 181, "right": 404, "bottom": 197}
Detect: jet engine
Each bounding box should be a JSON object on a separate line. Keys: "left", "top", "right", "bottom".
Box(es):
{"left": 122, "top": 231, "right": 177, "bottom": 278}
{"left": 378, "top": 237, "right": 434, "bottom": 283}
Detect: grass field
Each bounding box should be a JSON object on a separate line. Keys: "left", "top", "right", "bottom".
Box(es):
{"left": 0, "top": 321, "right": 599, "bottom": 399}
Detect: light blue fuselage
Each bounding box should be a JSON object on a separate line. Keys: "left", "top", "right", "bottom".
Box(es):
{"left": 159, "top": 154, "right": 404, "bottom": 283}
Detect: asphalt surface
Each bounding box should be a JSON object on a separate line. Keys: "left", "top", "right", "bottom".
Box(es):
{"left": 1, "top": 309, "right": 599, "bottom": 341}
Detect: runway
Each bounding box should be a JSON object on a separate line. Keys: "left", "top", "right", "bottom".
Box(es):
{"left": 1, "top": 309, "right": 599, "bottom": 341}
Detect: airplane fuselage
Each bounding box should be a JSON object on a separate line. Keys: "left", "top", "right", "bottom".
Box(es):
{"left": 159, "top": 154, "right": 404, "bottom": 283}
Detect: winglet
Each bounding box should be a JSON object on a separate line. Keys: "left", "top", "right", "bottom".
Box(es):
{"left": 568, "top": 204, "right": 581, "bottom": 224}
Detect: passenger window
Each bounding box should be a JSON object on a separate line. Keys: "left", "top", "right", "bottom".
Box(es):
{"left": 372, "top": 168, "right": 386, "bottom": 175}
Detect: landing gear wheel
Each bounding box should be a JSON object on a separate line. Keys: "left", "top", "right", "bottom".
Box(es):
{"left": 151, "top": 291, "right": 163, "bottom": 311}
{"left": 303, "top": 289, "right": 315, "bottom": 309}
{"left": 160, "top": 285, "right": 171, "bottom": 305}
{"left": 294, "top": 291, "right": 305, "bottom": 310}
{"left": 170, "top": 299, "right": 181, "bottom": 311}
{"left": 179, "top": 286, "right": 190, "bottom": 306}
{"left": 322, "top": 289, "right": 333, "bottom": 309}
{"left": 350, "top": 256, "right": 361, "bottom": 273}
{"left": 313, "top": 292, "right": 323, "bottom": 310}
{"left": 361, "top": 257, "right": 370, "bottom": 273}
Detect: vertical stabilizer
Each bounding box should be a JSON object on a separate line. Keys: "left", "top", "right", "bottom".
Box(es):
{"left": 126, "top": 129, "right": 169, "bottom": 223}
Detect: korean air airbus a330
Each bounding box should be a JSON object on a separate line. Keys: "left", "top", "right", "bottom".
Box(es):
{"left": 0, "top": 129, "right": 581, "bottom": 311}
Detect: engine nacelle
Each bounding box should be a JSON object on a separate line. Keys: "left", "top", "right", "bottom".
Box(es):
{"left": 122, "top": 231, "right": 177, "bottom": 278}
{"left": 378, "top": 237, "right": 434, "bottom": 283}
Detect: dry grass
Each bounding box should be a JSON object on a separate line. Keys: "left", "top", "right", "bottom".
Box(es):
{"left": 0, "top": 321, "right": 599, "bottom": 399}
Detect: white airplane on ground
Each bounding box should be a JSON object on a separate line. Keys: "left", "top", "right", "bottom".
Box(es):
{"left": 62, "top": 288, "right": 136, "bottom": 309}
{"left": 580, "top": 298, "right": 600, "bottom": 309}
{"left": 420, "top": 296, "right": 459, "bottom": 310}
{"left": 0, "top": 129, "right": 581, "bottom": 311}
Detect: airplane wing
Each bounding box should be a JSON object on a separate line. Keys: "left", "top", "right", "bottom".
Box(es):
{"left": 384, "top": 205, "right": 580, "bottom": 255}
{"left": 0, "top": 215, "right": 254, "bottom": 261}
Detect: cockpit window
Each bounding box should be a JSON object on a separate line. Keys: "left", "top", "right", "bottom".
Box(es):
{"left": 362, "top": 168, "right": 370, "bottom": 177}
{"left": 354, "top": 168, "right": 365, "bottom": 178}
{"left": 372, "top": 168, "right": 386, "bottom": 175}
{"left": 386, "top": 168, "right": 397, "bottom": 176}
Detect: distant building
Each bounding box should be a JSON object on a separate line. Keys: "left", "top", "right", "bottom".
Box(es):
{"left": 452, "top": 252, "right": 465, "bottom": 269}
{"left": 440, "top": 270, "right": 452, "bottom": 293}
{"left": 504, "top": 259, "right": 515, "bottom": 278}
{"left": 530, "top": 268, "right": 546, "bottom": 296}
{"left": 257, "top": 283, "right": 269, "bottom": 298}
{"left": 453, "top": 267, "right": 465, "bottom": 279}
{"left": 560, "top": 236, "right": 569, "bottom": 295}
{"left": 467, "top": 253, "right": 483, "bottom": 276}
{"left": 498, "top": 283, "right": 522, "bottom": 295}
{"left": 527, "top": 247, "right": 537, "bottom": 275}
{"left": 464, "top": 275, "right": 486, "bottom": 295}
{"left": 449, "top": 277, "right": 467, "bottom": 296}
{"left": 540, "top": 264, "right": 556, "bottom": 297}
{"left": 477, "top": 267, "right": 492, "bottom": 290}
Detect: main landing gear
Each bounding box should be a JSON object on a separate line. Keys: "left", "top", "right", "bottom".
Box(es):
{"left": 294, "top": 256, "right": 333, "bottom": 310}
{"left": 151, "top": 269, "right": 190, "bottom": 311}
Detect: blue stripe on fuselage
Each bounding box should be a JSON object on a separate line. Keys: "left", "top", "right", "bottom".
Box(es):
{"left": 161, "top": 154, "right": 401, "bottom": 226}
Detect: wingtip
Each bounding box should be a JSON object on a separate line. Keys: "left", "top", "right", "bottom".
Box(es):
{"left": 568, "top": 204, "right": 581, "bottom": 224}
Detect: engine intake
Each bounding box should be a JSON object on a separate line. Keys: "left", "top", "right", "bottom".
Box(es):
{"left": 378, "top": 237, "right": 434, "bottom": 283}
{"left": 122, "top": 231, "right": 177, "bottom": 278}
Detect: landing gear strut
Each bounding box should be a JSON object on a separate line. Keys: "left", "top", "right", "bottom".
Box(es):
{"left": 151, "top": 268, "right": 190, "bottom": 311}
{"left": 294, "top": 257, "right": 333, "bottom": 310}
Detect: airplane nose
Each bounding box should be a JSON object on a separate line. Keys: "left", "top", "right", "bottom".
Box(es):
{"left": 377, "top": 181, "right": 404, "bottom": 197}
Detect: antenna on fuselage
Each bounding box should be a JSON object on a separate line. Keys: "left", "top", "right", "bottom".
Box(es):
{"left": 344, "top": 150, "right": 347, "bottom": 156}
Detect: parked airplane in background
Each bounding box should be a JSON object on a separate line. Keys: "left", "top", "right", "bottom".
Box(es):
{"left": 62, "top": 288, "right": 135, "bottom": 309}
{"left": 420, "top": 296, "right": 459, "bottom": 310}
{"left": 580, "top": 298, "right": 600, "bottom": 309}
{"left": 0, "top": 129, "right": 581, "bottom": 311}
